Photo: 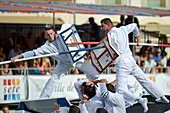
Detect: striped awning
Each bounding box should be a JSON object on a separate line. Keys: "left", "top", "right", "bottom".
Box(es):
{"left": 0, "top": 2, "right": 170, "bottom": 17}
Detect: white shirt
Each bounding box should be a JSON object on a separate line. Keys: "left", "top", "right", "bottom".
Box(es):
{"left": 99, "top": 83, "right": 126, "bottom": 113}
{"left": 107, "top": 23, "right": 140, "bottom": 64}
{"left": 22, "top": 36, "right": 72, "bottom": 62}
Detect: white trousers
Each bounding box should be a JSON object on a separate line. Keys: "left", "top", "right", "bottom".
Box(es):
{"left": 115, "top": 56, "right": 164, "bottom": 105}
{"left": 39, "top": 60, "right": 99, "bottom": 98}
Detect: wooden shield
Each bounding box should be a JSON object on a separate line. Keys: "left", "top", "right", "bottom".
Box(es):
{"left": 57, "top": 23, "right": 86, "bottom": 64}
{"left": 90, "top": 37, "right": 120, "bottom": 73}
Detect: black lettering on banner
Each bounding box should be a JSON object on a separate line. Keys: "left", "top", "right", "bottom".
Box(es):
{"left": 3, "top": 86, "right": 20, "bottom": 94}
{"left": 67, "top": 82, "right": 74, "bottom": 92}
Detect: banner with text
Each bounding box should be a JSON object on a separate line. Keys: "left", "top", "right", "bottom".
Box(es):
{"left": 0, "top": 76, "right": 27, "bottom": 103}
{"left": 0, "top": 74, "right": 170, "bottom": 103}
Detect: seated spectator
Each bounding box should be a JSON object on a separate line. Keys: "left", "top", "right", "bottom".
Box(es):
{"left": 145, "top": 53, "right": 156, "bottom": 73}
{"left": 156, "top": 61, "right": 163, "bottom": 73}
{"left": 1, "top": 63, "right": 13, "bottom": 76}
{"left": 153, "top": 48, "right": 162, "bottom": 63}
{"left": 161, "top": 51, "right": 167, "bottom": 73}
{"left": 2, "top": 105, "right": 9, "bottom": 113}
{"left": 140, "top": 50, "right": 148, "bottom": 62}
{"left": 43, "top": 57, "right": 52, "bottom": 75}
{"left": 150, "top": 61, "right": 163, "bottom": 74}
{"left": 165, "top": 67, "right": 170, "bottom": 74}
{"left": 140, "top": 60, "right": 146, "bottom": 73}
{"left": 14, "top": 62, "right": 27, "bottom": 75}
{"left": 0, "top": 45, "right": 6, "bottom": 60}
{"left": 27, "top": 60, "right": 42, "bottom": 75}
{"left": 8, "top": 43, "right": 22, "bottom": 75}
{"left": 8, "top": 43, "right": 22, "bottom": 59}
{"left": 150, "top": 67, "right": 159, "bottom": 74}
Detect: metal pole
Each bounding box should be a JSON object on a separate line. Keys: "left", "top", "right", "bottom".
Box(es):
{"left": 53, "top": 12, "right": 55, "bottom": 29}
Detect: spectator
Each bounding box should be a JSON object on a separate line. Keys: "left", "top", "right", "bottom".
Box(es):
{"left": 145, "top": 53, "right": 156, "bottom": 73}
{"left": 43, "top": 57, "right": 52, "bottom": 75}
{"left": 153, "top": 48, "right": 162, "bottom": 63}
{"left": 140, "top": 60, "right": 146, "bottom": 73}
{"left": 3, "top": 30, "right": 18, "bottom": 57}
{"left": 161, "top": 51, "right": 167, "bottom": 68}
{"left": 8, "top": 43, "right": 22, "bottom": 59}
{"left": 140, "top": 50, "right": 148, "bottom": 62}
{"left": 150, "top": 67, "right": 158, "bottom": 74}
{"left": 2, "top": 105, "right": 9, "bottom": 113}
{"left": 156, "top": 61, "right": 163, "bottom": 73}
{"left": 0, "top": 45, "right": 6, "bottom": 60}
{"left": 14, "top": 62, "right": 27, "bottom": 75}
{"left": 88, "top": 17, "right": 100, "bottom": 42}
{"left": 0, "top": 63, "right": 13, "bottom": 76}
{"left": 27, "top": 60, "right": 42, "bottom": 75}
{"left": 17, "top": 35, "right": 27, "bottom": 52}
{"left": 165, "top": 67, "right": 170, "bottom": 74}
{"left": 116, "top": 15, "right": 125, "bottom": 28}
{"left": 8, "top": 43, "right": 23, "bottom": 75}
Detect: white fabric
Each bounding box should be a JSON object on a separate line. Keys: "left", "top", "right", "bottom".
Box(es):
{"left": 100, "top": 83, "right": 126, "bottom": 113}
{"left": 22, "top": 33, "right": 100, "bottom": 98}
{"left": 107, "top": 23, "right": 165, "bottom": 105}
{"left": 107, "top": 23, "right": 139, "bottom": 64}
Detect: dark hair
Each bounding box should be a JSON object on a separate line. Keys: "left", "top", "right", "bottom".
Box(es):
{"left": 83, "top": 84, "right": 96, "bottom": 99}
{"left": 106, "top": 83, "right": 116, "bottom": 93}
{"left": 45, "top": 26, "right": 53, "bottom": 31}
{"left": 100, "top": 18, "right": 113, "bottom": 25}
{"left": 89, "top": 17, "right": 94, "bottom": 23}
{"left": 68, "top": 105, "right": 80, "bottom": 113}
{"left": 96, "top": 108, "right": 108, "bottom": 113}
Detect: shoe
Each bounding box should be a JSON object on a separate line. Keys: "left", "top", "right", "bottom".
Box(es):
{"left": 139, "top": 98, "right": 148, "bottom": 113}
{"left": 156, "top": 96, "right": 169, "bottom": 103}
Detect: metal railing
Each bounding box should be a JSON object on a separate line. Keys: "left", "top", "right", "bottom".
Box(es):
{"left": 0, "top": 67, "right": 170, "bottom": 76}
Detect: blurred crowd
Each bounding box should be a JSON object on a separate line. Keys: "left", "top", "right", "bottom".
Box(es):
{"left": 0, "top": 16, "right": 170, "bottom": 76}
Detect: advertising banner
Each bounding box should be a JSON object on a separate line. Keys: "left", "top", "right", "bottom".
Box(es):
{"left": 0, "top": 73, "right": 170, "bottom": 103}
{"left": 0, "top": 76, "right": 27, "bottom": 103}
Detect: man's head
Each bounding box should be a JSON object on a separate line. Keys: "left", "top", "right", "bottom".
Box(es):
{"left": 89, "top": 17, "right": 95, "bottom": 24}
{"left": 68, "top": 105, "right": 80, "bottom": 113}
{"left": 106, "top": 83, "right": 116, "bottom": 93}
{"left": 100, "top": 18, "right": 113, "bottom": 33}
{"left": 2, "top": 105, "right": 9, "bottom": 113}
{"left": 95, "top": 108, "right": 108, "bottom": 113}
{"left": 81, "top": 82, "right": 96, "bottom": 100}
{"left": 44, "top": 27, "right": 56, "bottom": 43}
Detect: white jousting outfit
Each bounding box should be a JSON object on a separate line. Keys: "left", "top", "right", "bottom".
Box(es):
{"left": 107, "top": 23, "right": 165, "bottom": 105}
{"left": 22, "top": 24, "right": 100, "bottom": 98}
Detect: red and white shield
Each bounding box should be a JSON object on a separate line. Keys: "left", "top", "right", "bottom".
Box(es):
{"left": 90, "top": 37, "right": 120, "bottom": 73}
